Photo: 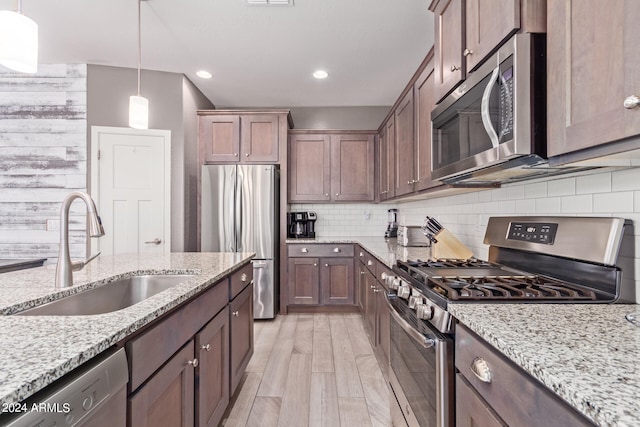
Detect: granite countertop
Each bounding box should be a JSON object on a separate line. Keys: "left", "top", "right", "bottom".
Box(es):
{"left": 449, "top": 303, "right": 640, "bottom": 427}
{"left": 286, "top": 238, "right": 639, "bottom": 426}
{"left": 0, "top": 252, "right": 253, "bottom": 406}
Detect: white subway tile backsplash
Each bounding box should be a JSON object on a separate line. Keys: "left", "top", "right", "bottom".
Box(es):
{"left": 576, "top": 172, "right": 611, "bottom": 194}
{"left": 478, "top": 190, "right": 493, "bottom": 202}
{"left": 535, "top": 197, "right": 561, "bottom": 213}
{"left": 561, "top": 195, "right": 593, "bottom": 213}
{"left": 515, "top": 199, "right": 536, "bottom": 214}
{"left": 547, "top": 177, "right": 576, "bottom": 197}
{"left": 593, "top": 192, "right": 634, "bottom": 213}
{"left": 524, "top": 182, "right": 547, "bottom": 198}
{"left": 613, "top": 168, "right": 640, "bottom": 191}
{"left": 505, "top": 185, "right": 525, "bottom": 200}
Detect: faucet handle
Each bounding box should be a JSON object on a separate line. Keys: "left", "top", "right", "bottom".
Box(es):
{"left": 72, "top": 251, "right": 101, "bottom": 271}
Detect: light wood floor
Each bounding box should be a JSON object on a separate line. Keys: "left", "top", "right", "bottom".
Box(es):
{"left": 221, "top": 313, "right": 392, "bottom": 427}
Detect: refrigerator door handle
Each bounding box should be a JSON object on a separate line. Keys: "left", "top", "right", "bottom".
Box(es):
{"left": 234, "top": 167, "right": 242, "bottom": 252}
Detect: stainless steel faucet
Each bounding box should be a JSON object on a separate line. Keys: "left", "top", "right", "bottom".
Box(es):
{"left": 55, "top": 191, "right": 105, "bottom": 288}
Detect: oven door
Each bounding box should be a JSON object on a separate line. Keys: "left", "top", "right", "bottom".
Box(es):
{"left": 385, "top": 293, "right": 453, "bottom": 427}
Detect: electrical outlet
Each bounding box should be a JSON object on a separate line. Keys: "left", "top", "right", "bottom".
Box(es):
{"left": 363, "top": 210, "right": 371, "bottom": 221}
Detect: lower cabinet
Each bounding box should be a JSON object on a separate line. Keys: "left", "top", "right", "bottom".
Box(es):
{"left": 286, "top": 244, "right": 356, "bottom": 309}
{"left": 456, "top": 324, "right": 595, "bottom": 427}
{"left": 126, "top": 265, "right": 254, "bottom": 427}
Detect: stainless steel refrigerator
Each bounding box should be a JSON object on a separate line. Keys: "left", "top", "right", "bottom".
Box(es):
{"left": 201, "top": 164, "right": 279, "bottom": 319}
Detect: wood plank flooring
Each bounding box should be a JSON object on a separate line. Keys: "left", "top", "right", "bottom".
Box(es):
{"left": 221, "top": 313, "right": 391, "bottom": 427}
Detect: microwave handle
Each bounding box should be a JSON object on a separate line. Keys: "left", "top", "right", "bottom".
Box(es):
{"left": 481, "top": 66, "right": 500, "bottom": 148}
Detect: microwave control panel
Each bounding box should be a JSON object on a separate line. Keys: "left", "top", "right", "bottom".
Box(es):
{"left": 507, "top": 222, "right": 558, "bottom": 245}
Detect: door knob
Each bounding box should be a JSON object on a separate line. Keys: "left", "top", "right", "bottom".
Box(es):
{"left": 144, "top": 238, "right": 162, "bottom": 245}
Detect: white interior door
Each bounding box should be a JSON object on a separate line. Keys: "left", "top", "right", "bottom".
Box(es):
{"left": 91, "top": 126, "right": 171, "bottom": 256}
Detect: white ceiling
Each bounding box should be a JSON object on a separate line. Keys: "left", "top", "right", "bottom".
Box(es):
{"left": 2, "top": 0, "right": 434, "bottom": 107}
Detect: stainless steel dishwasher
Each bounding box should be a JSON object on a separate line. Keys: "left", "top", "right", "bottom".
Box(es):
{"left": 0, "top": 348, "right": 128, "bottom": 427}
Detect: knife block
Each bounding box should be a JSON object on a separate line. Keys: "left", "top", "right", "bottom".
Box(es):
{"left": 432, "top": 229, "right": 474, "bottom": 259}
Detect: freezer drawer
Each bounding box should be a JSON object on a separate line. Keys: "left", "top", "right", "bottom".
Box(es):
{"left": 253, "top": 259, "right": 275, "bottom": 319}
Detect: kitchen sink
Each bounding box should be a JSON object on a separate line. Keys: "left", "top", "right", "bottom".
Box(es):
{"left": 16, "top": 274, "right": 196, "bottom": 316}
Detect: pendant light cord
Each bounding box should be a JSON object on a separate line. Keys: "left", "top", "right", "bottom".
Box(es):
{"left": 136, "top": 0, "right": 142, "bottom": 96}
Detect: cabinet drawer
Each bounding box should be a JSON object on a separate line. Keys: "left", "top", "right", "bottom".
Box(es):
{"left": 357, "top": 247, "right": 377, "bottom": 273}
{"left": 230, "top": 262, "right": 253, "bottom": 300}
{"left": 127, "top": 281, "right": 228, "bottom": 391}
{"left": 456, "top": 324, "right": 594, "bottom": 427}
{"left": 376, "top": 263, "right": 393, "bottom": 291}
{"left": 287, "top": 244, "right": 354, "bottom": 258}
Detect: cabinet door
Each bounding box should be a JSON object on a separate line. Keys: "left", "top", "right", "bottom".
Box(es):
{"left": 288, "top": 257, "right": 320, "bottom": 304}
{"left": 331, "top": 134, "right": 375, "bottom": 201}
{"left": 320, "top": 258, "right": 355, "bottom": 305}
{"left": 229, "top": 283, "right": 254, "bottom": 395}
{"left": 363, "top": 270, "right": 377, "bottom": 338}
{"left": 456, "top": 374, "right": 506, "bottom": 427}
{"left": 395, "top": 90, "right": 416, "bottom": 197}
{"left": 195, "top": 307, "right": 229, "bottom": 427}
{"left": 375, "top": 286, "right": 390, "bottom": 376}
{"left": 433, "top": 0, "right": 465, "bottom": 102}
{"left": 129, "top": 341, "right": 195, "bottom": 427}
{"left": 358, "top": 263, "right": 367, "bottom": 312}
{"left": 547, "top": 0, "right": 640, "bottom": 157}
{"left": 378, "top": 126, "right": 389, "bottom": 200}
{"left": 199, "top": 115, "right": 241, "bottom": 163}
{"left": 385, "top": 118, "right": 396, "bottom": 199}
{"left": 414, "top": 61, "right": 440, "bottom": 191}
{"left": 465, "top": 0, "right": 519, "bottom": 72}
{"left": 289, "top": 134, "right": 331, "bottom": 202}
{"left": 240, "top": 114, "right": 279, "bottom": 162}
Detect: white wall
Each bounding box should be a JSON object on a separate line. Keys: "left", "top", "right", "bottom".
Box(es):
{"left": 302, "top": 167, "right": 640, "bottom": 302}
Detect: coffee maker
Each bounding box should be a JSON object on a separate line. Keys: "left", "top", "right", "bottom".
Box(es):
{"left": 287, "top": 211, "right": 317, "bottom": 239}
{"left": 385, "top": 208, "right": 398, "bottom": 238}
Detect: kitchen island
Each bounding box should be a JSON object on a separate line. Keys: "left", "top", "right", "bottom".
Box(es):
{"left": 0, "top": 252, "right": 253, "bottom": 406}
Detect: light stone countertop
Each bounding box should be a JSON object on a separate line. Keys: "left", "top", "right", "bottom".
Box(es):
{"left": 287, "top": 237, "right": 640, "bottom": 427}
{"left": 0, "top": 252, "right": 253, "bottom": 406}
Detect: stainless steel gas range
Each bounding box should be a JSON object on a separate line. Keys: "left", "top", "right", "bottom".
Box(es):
{"left": 383, "top": 216, "right": 630, "bottom": 427}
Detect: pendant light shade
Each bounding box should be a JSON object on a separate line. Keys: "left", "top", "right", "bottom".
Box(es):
{"left": 0, "top": 9, "right": 38, "bottom": 74}
{"left": 129, "top": 0, "right": 148, "bottom": 129}
{"left": 129, "top": 95, "right": 149, "bottom": 129}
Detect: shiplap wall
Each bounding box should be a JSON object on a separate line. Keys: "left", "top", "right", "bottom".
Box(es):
{"left": 0, "top": 65, "right": 88, "bottom": 261}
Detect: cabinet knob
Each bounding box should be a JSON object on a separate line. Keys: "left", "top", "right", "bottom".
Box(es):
{"left": 360, "top": 270, "right": 365, "bottom": 275}
{"left": 450, "top": 65, "right": 460, "bottom": 72}
{"left": 407, "top": 180, "right": 411, "bottom": 185}
{"left": 325, "top": 193, "right": 329, "bottom": 197}
{"left": 201, "top": 344, "right": 211, "bottom": 352}
{"left": 188, "top": 358, "right": 199, "bottom": 368}
{"left": 333, "top": 247, "right": 341, "bottom": 253}
{"left": 359, "top": 252, "right": 364, "bottom": 257}
{"left": 370, "top": 284, "right": 376, "bottom": 289}
{"left": 463, "top": 48, "right": 473, "bottom": 57}
{"left": 245, "top": 153, "right": 250, "bottom": 157}
{"left": 335, "top": 193, "right": 339, "bottom": 197}
{"left": 240, "top": 273, "right": 248, "bottom": 282}
{"left": 234, "top": 153, "right": 238, "bottom": 157}
{"left": 324, "top": 263, "right": 329, "bottom": 267}
{"left": 381, "top": 272, "right": 388, "bottom": 280}
{"left": 313, "top": 263, "right": 317, "bottom": 267}
{"left": 301, "top": 247, "right": 309, "bottom": 253}
{"left": 232, "top": 310, "right": 240, "bottom": 317}
{"left": 624, "top": 95, "right": 640, "bottom": 109}
{"left": 470, "top": 357, "right": 492, "bottom": 383}
{"left": 367, "top": 260, "right": 373, "bottom": 266}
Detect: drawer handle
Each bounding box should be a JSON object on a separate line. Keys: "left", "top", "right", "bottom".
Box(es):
{"left": 470, "top": 357, "right": 492, "bottom": 383}
{"left": 301, "top": 247, "right": 309, "bottom": 253}
{"left": 232, "top": 310, "right": 240, "bottom": 317}
{"left": 333, "top": 247, "right": 341, "bottom": 253}
{"left": 240, "top": 273, "right": 248, "bottom": 282}
{"left": 188, "top": 358, "right": 199, "bottom": 368}
{"left": 359, "top": 252, "right": 364, "bottom": 257}
{"left": 367, "top": 260, "right": 373, "bottom": 266}
{"left": 381, "top": 272, "right": 388, "bottom": 280}
{"left": 201, "top": 344, "right": 211, "bottom": 352}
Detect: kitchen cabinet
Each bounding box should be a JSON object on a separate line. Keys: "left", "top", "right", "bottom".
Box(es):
{"left": 126, "top": 264, "right": 254, "bottom": 427}
{"left": 286, "top": 244, "right": 356, "bottom": 308}
{"left": 431, "top": 0, "right": 465, "bottom": 103}
{"left": 378, "top": 118, "right": 396, "bottom": 200}
{"left": 547, "top": 0, "right": 640, "bottom": 158}
{"left": 455, "top": 324, "right": 595, "bottom": 427}
{"left": 395, "top": 89, "right": 416, "bottom": 197}
{"left": 198, "top": 111, "right": 291, "bottom": 164}
{"left": 229, "top": 283, "right": 254, "bottom": 395}
{"left": 289, "top": 131, "right": 375, "bottom": 203}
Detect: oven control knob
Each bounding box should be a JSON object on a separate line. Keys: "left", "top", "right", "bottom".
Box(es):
{"left": 408, "top": 295, "right": 422, "bottom": 309}
{"left": 398, "top": 285, "right": 411, "bottom": 299}
{"left": 390, "top": 277, "right": 400, "bottom": 290}
{"left": 416, "top": 303, "right": 434, "bottom": 320}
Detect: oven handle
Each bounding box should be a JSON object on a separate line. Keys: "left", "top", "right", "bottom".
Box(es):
{"left": 481, "top": 66, "right": 500, "bottom": 148}
{"left": 384, "top": 293, "right": 435, "bottom": 349}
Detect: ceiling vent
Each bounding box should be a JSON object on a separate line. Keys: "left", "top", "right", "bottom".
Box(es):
{"left": 246, "top": 0, "right": 293, "bottom": 5}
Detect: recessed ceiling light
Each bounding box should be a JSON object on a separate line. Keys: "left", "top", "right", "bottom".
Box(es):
{"left": 196, "top": 70, "right": 212, "bottom": 79}
{"left": 313, "top": 70, "right": 328, "bottom": 79}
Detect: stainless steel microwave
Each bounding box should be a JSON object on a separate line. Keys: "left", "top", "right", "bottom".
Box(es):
{"left": 431, "top": 33, "right": 548, "bottom": 185}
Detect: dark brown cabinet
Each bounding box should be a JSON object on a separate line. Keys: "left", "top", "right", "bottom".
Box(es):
{"left": 286, "top": 244, "right": 356, "bottom": 309}
{"left": 432, "top": 0, "right": 465, "bottom": 103}
{"left": 547, "top": 0, "right": 640, "bottom": 158}
{"left": 288, "top": 131, "right": 375, "bottom": 203}
{"left": 414, "top": 58, "right": 441, "bottom": 192}
{"left": 456, "top": 374, "right": 506, "bottom": 427}
{"left": 229, "top": 283, "right": 254, "bottom": 395}
{"left": 198, "top": 111, "right": 290, "bottom": 164}
{"left": 395, "top": 90, "right": 416, "bottom": 197}
{"left": 378, "top": 118, "right": 396, "bottom": 200}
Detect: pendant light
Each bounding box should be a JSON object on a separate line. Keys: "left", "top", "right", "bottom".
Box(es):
{"left": 129, "top": 0, "right": 148, "bottom": 129}
{"left": 0, "top": 0, "right": 38, "bottom": 73}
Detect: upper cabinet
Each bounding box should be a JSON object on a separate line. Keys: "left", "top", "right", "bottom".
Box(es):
{"left": 394, "top": 90, "right": 416, "bottom": 197}
{"left": 378, "top": 118, "right": 396, "bottom": 201}
{"left": 198, "top": 110, "right": 292, "bottom": 164}
{"left": 429, "top": 0, "right": 546, "bottom": 102}
{"left": 289, "top": 131, "right": 375, "bottom": 203}
{"left": 414, "top": 58, "right": 440, "bottom": 192}
{"left": 547, "top": 0, "right": 640, "bottom": 158}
